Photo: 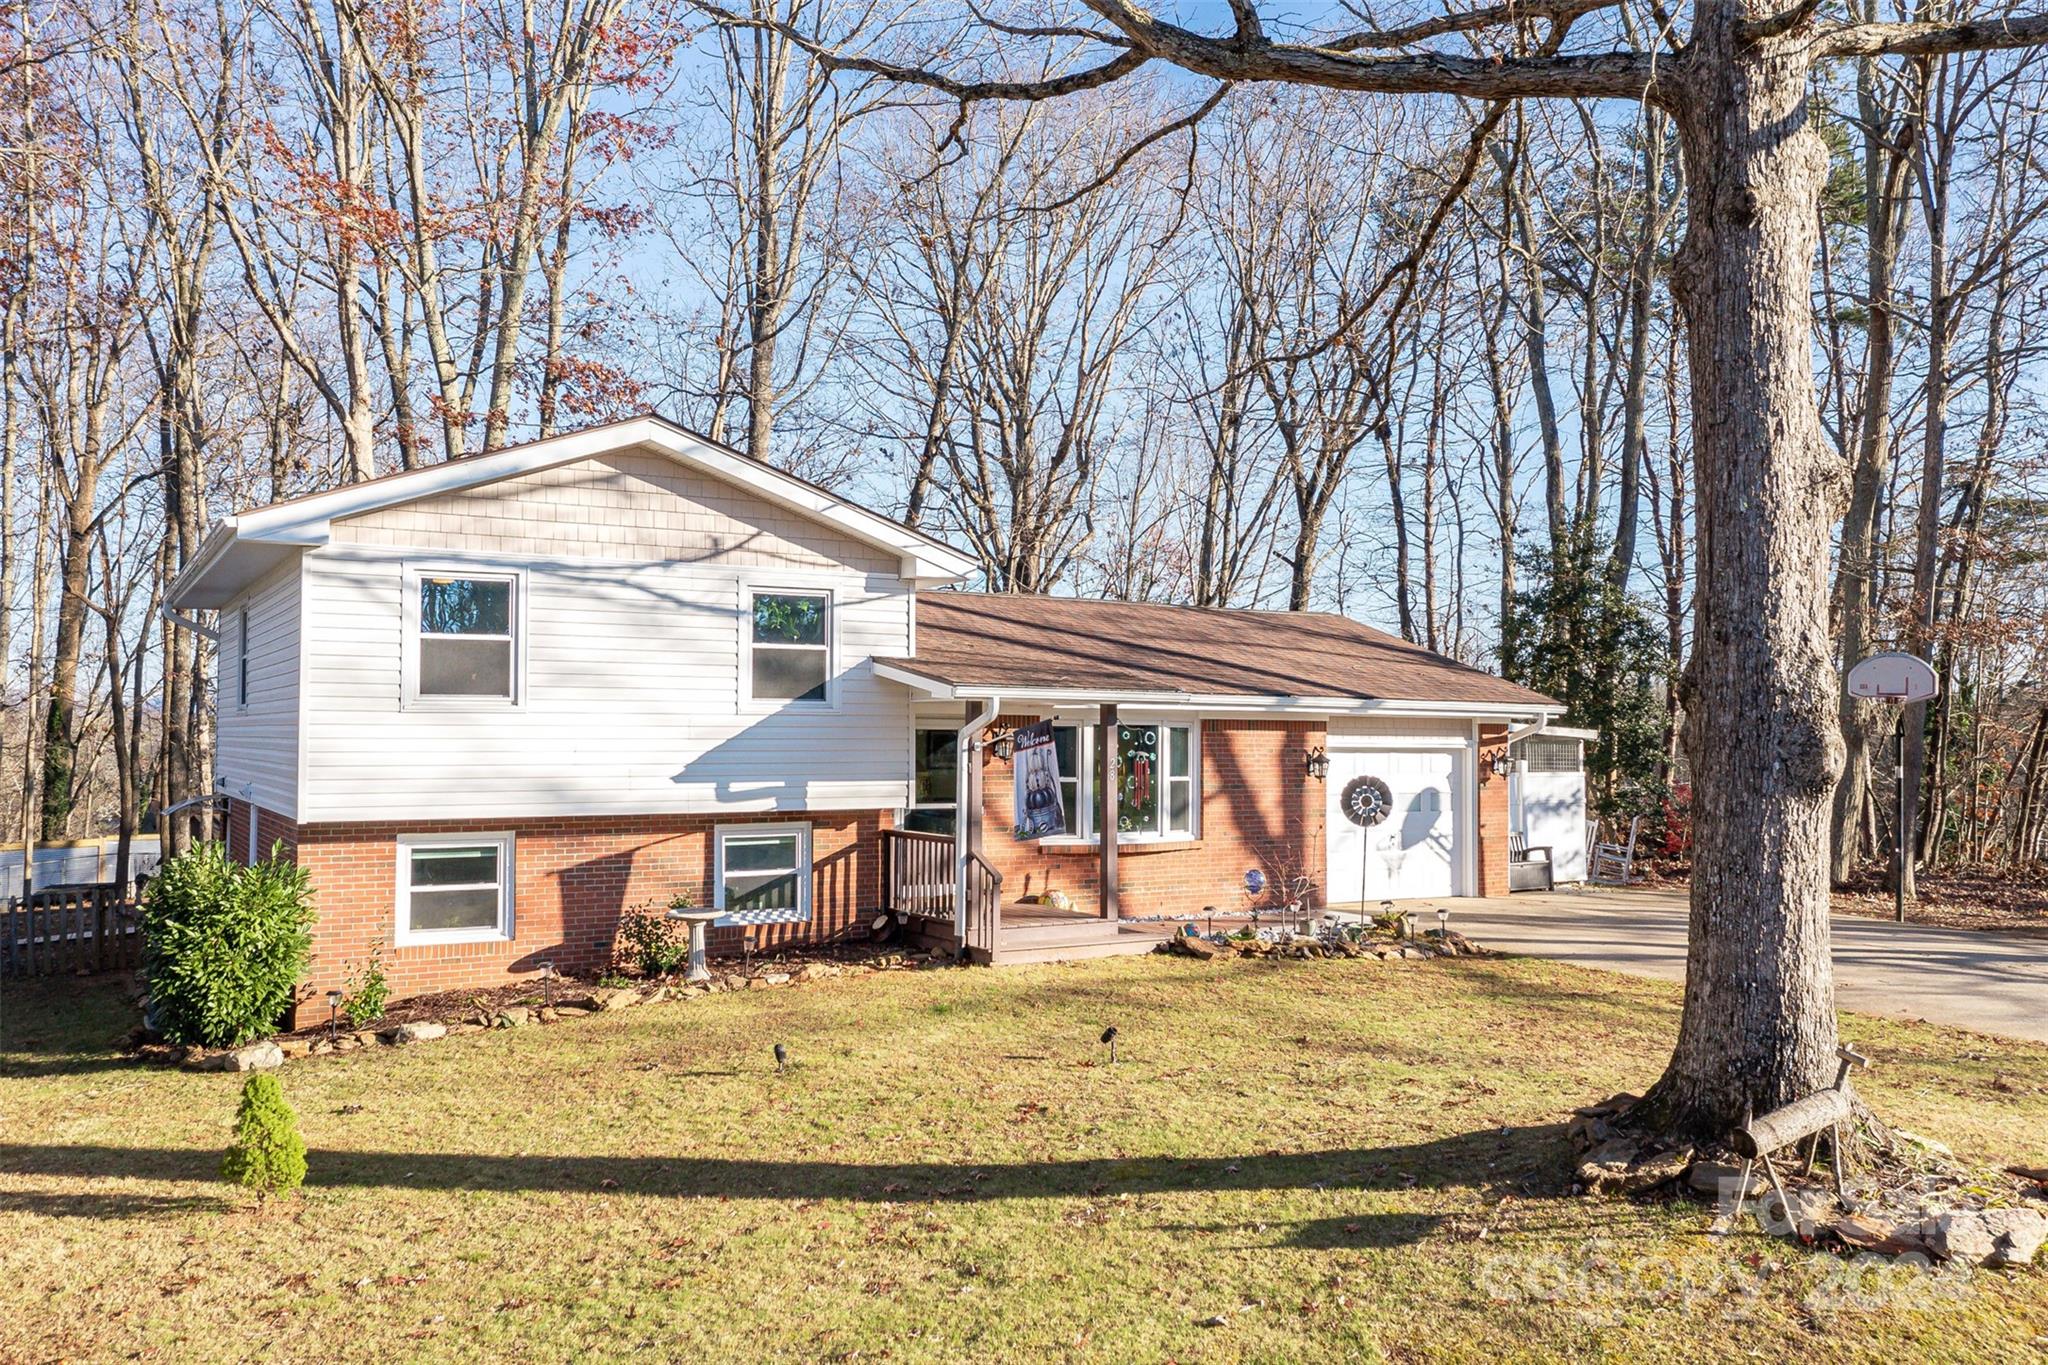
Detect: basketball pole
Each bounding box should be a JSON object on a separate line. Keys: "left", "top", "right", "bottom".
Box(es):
{"left": 1894, "top": 710, "right": 1907, "bottom": 924}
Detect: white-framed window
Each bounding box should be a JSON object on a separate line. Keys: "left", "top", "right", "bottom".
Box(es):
{"left": 408, "top": 570, "right": 520, "bottom": 702}
{"left": 236, "top": 606, "right": 250, "bottom": 709}
{"left": 395, "top": 833, "right": 514, "bottom": 945}
{"left": 1045, "top": 720, "right": 1199, "bottom": 842}
{"left": 713, "top": 823, "right": 812, "bottom": 926}
{"left": 745, "top": 588, "right": 831, "bottom": 706}
{"left": 904, "top": 727, "right": 958, "bottom": 835}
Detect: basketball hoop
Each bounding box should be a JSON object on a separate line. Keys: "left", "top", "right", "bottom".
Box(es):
{"left": 1846, "top": 651, "right": 1938, "bottom": 704}
{"left": 1846, "top": 652, "right": 1937, "bottom": 926}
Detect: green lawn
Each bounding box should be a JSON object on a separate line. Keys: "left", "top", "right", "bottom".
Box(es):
{"left": 3, "top": 953, "right": 2045, "bottom": 1362}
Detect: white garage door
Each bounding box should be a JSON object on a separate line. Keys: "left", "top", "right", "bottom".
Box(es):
{"left": 1326, "top": 748, "right": 1463, "bottom": 903}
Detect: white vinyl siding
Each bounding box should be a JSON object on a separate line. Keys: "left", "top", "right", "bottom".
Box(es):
{"left": 214, "top": 559, "right": 301, "bottom": 818}
{"left": 298, "top": 547, "right": 915, "bottom": 821}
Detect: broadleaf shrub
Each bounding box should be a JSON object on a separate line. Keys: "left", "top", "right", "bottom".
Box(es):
{"left": 141, "top": 841, "right": 315, "bottom": 1047}
{"left": 340, "top": 941, "right": 390, "bottom": 1027}
{"left": 221, "top": 1073, "right": 307, "bottom": 1198}
{"left": 617, "top": 903, "right": 688, "bottom": 977}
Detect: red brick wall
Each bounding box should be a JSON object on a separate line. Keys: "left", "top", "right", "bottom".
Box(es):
{"left": 975, "top": 716, "right": 1328, "bottom": 917}
{"left": 233, "top": 807, "right": 887, "bottom": 1028}
{"left": 1474, "top": 723, "right": 1512, "bottom": 897}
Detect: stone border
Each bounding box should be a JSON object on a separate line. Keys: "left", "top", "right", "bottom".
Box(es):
{"left": 1162, "top": 927, "right": 1486, "bottom": 962}
{"left": 131, "top": 951, "right": 949, "bottom": 1074}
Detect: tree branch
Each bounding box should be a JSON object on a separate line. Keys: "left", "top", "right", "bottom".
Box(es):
{"left": 1326, "top": 0, "right": 1622, "bottom": 53}
{"left": 1819, "top": 14, "right": 2048, "bottom": 59}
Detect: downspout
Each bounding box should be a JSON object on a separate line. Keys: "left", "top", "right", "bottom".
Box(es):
{"left": 954, "top": 695, "right": 1000, "bottom": 939}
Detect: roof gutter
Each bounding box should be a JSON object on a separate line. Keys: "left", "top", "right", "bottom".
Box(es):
{"left": 955, "top": 695, "right": 1000, "bottom": 940}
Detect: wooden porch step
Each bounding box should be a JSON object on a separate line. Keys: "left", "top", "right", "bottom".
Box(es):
{"left": 983, "top": 919, "right": 1159, "bottom": 967}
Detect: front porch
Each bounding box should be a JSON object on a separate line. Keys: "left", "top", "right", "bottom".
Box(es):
{"left": 879, "top": 827, "right": 1159, "bottom": 965}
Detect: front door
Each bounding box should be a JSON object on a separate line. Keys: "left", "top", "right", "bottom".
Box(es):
{"left": 1326, "top": 747, "right": 1463, "bottom": 904}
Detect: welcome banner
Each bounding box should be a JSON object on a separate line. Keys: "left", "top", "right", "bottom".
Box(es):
{"left": 1011, "top": 720, "right": 1066, "bottom": 839}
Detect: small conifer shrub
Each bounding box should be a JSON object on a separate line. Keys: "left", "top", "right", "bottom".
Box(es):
{"left": 221, "top": 1073, "right": 307, "bottom": 1198}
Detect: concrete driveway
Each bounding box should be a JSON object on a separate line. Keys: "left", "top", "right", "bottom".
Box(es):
{"left": 1441, "top": 886, "right": 2048, "bottom": 1044}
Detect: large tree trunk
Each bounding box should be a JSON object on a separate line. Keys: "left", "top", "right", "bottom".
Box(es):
{"left": 1651, "top": 22, "right": 1844, "bottom": 1136}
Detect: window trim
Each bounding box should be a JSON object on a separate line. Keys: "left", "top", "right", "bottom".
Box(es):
{"left": 1036, "top": 718, "right": 1201, "bottom": 846}
{"left": 712, "top": 822, "right": 813, "bottom": 926}
{"left": 402, "top": 565, "right": 526, "bottom": 708}
{"left": 742, "top": 585, "right": 837, "bottom": 711}
{"left": 394, "top": 831, "right": 515, "bottom": 946}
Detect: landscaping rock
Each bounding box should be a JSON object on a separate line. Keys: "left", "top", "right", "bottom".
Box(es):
{"left": 495, "top": 1007, "right": 531, "bottom": 1028}
{"left": 1832, "top": 1215, "right": 1926, "bottom": 1257}
{"left": 1918, "top": 1209, "right": 2048, "bottom": 1267}
{"left": 555, "top": 1005, "right": 593, "bottom": 1018}
{"left": 555, "top": 993, "right": 602, "bottom": 1013}
{"left": 597, "top": 988, "right": 641, "bottom": 1012}
{"left": 308, "top": 1038, "right": 334, "bottom": 1056}
{"left": 218, "top": 1040, "right": 285, "bottom": 1072}
{"left": 761, "top": 972, "right": 792, "bottom": 986}
{"left": 1686, "top": 1161, "right": 1765, "bottom": 1200}
{"left": 386, "top": 1021, "right": 447, "bottom": 1045}
{"left": 351, "top": 1029, "right": 381, "bottom": 1049}
{"left": 643, "top": 985, "right": 670, "bottom": 1003}
{"left": 1578, "top": 1141, "right": 1692, "bottom": 1196}
{"left": 1171, "top": 934, "right": 1226, "bottom": 960}
{"left": 277, "top": 1037, "right": 315, "bottom": 1060}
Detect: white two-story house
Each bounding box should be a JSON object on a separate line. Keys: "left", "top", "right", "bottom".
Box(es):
{"left": 168, "top": 415, "right": 1559, "bottom": 1022}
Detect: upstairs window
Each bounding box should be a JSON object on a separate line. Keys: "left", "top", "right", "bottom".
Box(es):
{"left": 748, "top": 590, "right": 830, "bottom": 704}
{"left": 417, "top": 574, "right": 516, "bottom": 700}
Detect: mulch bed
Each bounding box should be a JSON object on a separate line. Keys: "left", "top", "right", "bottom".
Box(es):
{"left": 1833, "top": 862, "right": 2048, "bottom": 937}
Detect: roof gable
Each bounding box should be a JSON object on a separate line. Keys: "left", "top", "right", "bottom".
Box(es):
{"left": 170, "top": 415, "right": 974, "bottom": 607}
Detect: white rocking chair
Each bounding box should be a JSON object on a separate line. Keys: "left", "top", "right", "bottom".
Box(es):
{"left": 1590, "top": 816, "right": 1642, "bottom": 885}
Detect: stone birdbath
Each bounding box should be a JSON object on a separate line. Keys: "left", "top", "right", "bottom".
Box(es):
{"left": 667, "top": 907, "right": 725, "bottom": 985}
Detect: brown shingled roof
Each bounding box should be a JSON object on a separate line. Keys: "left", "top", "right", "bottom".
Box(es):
{"left": 885, "top": 592, "right": 1556, "bottom": 709}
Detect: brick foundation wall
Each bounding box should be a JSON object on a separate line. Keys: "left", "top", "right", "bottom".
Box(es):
{"left": 231, "top": 806, "right": 887, "bottom": 1029}
{"left": 976, "top": 716, "right": 1328, "bottom": 917}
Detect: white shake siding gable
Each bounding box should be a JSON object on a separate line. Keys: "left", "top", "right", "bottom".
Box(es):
{"left": 214, "top": 557, "right": 303, "bottom": 819}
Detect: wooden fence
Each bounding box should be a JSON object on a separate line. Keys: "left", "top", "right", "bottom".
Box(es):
{"left": 1, "top": 885, "right": 140, "bottom": 978}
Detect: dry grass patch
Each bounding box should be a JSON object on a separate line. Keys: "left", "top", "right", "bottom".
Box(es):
{"left": 2, "top": 954, "right": 2045, "bottom": 1362}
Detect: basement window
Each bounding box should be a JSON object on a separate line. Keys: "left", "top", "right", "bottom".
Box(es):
{"left": 396, "top": 833, "right": 514, "bottom": 945}
{"left": 714, "top": 824, "right": 812, "bottom": 926}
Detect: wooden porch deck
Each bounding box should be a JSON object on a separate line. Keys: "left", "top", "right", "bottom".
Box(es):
{"left": 911, "top": 903, "right": 1162, "bottom": 966}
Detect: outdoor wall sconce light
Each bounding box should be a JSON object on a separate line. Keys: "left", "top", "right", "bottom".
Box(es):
{"left": 989, "top": 729, "right": 1015, "bottom": 762}
{"left": 325, "top": 988, "right": 342, "bottom": 1043}
{"left": 1304, "top": 746, "right": 1330, "bottom": 781}
{"left": 1486, "top": 748, "right": 1512, "bottom": 779}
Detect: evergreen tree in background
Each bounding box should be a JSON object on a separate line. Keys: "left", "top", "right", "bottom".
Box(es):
{"left": 1502, "top": 535, "right": 1669, "bottom": 821}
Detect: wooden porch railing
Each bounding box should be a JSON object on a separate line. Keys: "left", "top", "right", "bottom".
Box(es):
{"left": 2, "top": 884, "right": 140, "bottom": 978}
{"left": 879, "top": 829, "right": 1003, "bottom": 959}
{"left": 964, "top": 852, "right": 1002, "bottom": 959}
{"left": 881, "top": 829, "right": 954, "bottom": 919}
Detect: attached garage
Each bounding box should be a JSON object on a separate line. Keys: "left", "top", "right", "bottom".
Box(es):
{"left": 1323, "top": 721, "right": 1474, "bottom": 903}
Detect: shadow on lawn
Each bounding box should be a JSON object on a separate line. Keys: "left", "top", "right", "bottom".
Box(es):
{"left": 0, "top": 1122, "right": 1568, "bottom": 1239}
